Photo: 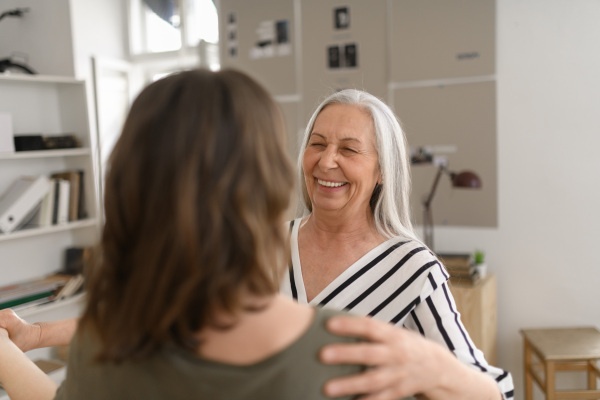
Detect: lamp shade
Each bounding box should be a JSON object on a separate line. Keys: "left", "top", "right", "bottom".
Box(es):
{"left": 452, "top": 171, "right": 482, "bottom": 188}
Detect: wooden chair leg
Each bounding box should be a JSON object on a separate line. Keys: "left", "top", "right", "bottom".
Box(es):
{"left": 588, "top": 360, "right": 597, "bottom": 390}
{"left": 545, "top": 360, "right": 556, "bottom": 400}
{"left": 524, "top": 339, "right": 533, "bottom": 400}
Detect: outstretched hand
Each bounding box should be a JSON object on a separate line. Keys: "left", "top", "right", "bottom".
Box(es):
{"left": 0, "top": 309, "right": 41, "bottom": 352}
{"left": 320, "top": 315, "right": 501, "bottom": 400}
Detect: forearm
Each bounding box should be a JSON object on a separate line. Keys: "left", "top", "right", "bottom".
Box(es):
{"left": 0, "top": 332, "right": 58, "bottom": 400}
{"left": 35, "top": 318, "right": 78, "bottom": 348}
{"left": 409, "top": 284, "right": 513, "bottom": 397}
{"left": 321, "top": 315, "right": 509, "bottom": 400}
{"left": 426, "top": 354, "right": 502, "bottom": 400}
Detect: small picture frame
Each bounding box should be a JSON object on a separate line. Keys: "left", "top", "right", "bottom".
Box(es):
{"left": 328, "top": 46, "right": 341, "bottom": 69}
{"left": 344, "top": 43, "right": 358, "bottom": 67}
{"left": 334, "top": 6, "right": 350, "bottom": 30}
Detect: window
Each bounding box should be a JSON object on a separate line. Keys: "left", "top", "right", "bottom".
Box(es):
{"left": 129, "top": 0, "right": 219, "bottom": 55}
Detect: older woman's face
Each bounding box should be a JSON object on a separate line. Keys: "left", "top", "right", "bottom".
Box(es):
{"left": 302, "top": 104, "right": 381, "bottom": 218}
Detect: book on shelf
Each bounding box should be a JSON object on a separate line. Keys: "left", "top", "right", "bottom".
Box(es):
{"left": 0, "top": 273, "right": 72, "bottom": 310}
{"left": 55, "top": 179, "right": 70, "bottom": 225}
{"left": 50, "top": 171, "right": 81, "bottom": 222}
{"left": 449, "top": 269, "right": 481, "bottom": 285}
{"left": 22, "top": 171, "right": 87, "bottom": 229}
{"left": 0, "top": 175, "right": 51, "bottom": 233}
{"left": 39, "top": 181, "right": 57, "bottom": 226}
{"left": 438, "top": 253, "right": 481, "bottom": 284}
{"left": 53, "top": 274, "right": 85, "bottom": 301}
{"left": 438, "top": 253, "right": 472, "bottom": 270}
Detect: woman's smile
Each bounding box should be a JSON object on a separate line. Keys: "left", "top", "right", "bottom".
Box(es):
{"left": 317, "top": 178, "right": 348, "bottom": 188}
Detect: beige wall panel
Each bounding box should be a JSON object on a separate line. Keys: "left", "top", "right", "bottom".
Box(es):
{"left": 218, "top": 0, "right": 297, "bottom": 96}
{"left": 393, "top": 81, "right": 497, "bottom": 228}
{"left": 300, "top": 0, "right": 388, "bottom": 122}
{"left": 275, "top": 100, "right": 302, "bottom": 219}
{"left": 276, "top": 100, "right": 302, "bottom": 162}
{"left": 389, "top": 0, "right": 495, "bottom": 82}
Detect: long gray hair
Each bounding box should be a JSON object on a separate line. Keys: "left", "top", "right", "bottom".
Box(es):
{"left": 297, "top": 89, "right": 418, "bottom": 241}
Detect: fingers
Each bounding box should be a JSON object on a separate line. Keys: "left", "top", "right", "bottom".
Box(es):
{"left": 320, "top": 342, "right": 391, "bottom": 366}
{"left": 326, "top": 315, "right": 397, "bottom": 342}
{"left": 323, "top": 367, "right": 392, "bottom": 398}
{"left": 323, "top": 367, "right": 416, "bottom": 400}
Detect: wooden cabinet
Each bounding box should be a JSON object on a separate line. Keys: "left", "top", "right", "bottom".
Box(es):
{"left": 449, "top": 273, "right": 497, "bottom": 365}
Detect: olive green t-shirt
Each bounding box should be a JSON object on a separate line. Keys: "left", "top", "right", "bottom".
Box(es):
{"left": 54, "top": 308, "right": 364, "bottom": 400}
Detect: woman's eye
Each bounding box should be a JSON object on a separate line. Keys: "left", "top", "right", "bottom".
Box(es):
{"left": 342, "top": 147, "right": 358, "bottom": 153}
{"left": 309, "top": 142, "right": 325, "bottom": 147}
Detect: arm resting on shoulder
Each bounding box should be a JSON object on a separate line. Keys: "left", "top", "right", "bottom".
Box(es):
{"left": 0, "top": 309, "right": 78, "bottom": 351}
{"left": 320, "top": 315, "right": 502, "bottom": 400}
{"left": 0, "top": 328, "right": 58, "bottom": 400}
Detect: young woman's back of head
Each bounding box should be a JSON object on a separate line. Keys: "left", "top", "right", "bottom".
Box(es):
{"left": 82, "top": 68, "right": 294, "bottom": 362}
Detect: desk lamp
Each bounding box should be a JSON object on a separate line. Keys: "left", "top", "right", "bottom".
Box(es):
{"left": 422, "top": 164, "right": 481, "bottom": 250}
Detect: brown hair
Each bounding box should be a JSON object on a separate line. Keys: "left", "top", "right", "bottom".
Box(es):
{"left": 81, "top": 68, "right": 294, "bottom": 362}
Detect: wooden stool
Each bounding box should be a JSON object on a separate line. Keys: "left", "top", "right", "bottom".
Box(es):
{"left": 521, "top": 327, "right": 600, "bottom": 400}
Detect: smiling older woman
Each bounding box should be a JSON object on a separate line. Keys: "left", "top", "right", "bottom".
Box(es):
{"left": 281, "top": 89, "right": 515, "bottom": 400}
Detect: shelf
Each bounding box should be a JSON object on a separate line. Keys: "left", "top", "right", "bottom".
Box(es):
{"left": 0, "top": 148, "right": 91, "bottom": 160}
{"left": 0, "top": 73, "right": 83, "bottom": 85}
{"left": 0, "top": 219, "right": 99, "bottom": 242}
{"left": 15, "top": 292, "right": 85, "bottom": 319}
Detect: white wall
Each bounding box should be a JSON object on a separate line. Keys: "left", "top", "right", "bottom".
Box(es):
{"left": 0, "top": 0, "right": 127, "bottom": 79}
{"left": 69, "top": 0, "right": 128, "bottom": 80}
{"left": 434, "top": 1, "right": 600, "bottom": 398}
{"left": 0, "top": 0, "right": 75, "bottom": 76}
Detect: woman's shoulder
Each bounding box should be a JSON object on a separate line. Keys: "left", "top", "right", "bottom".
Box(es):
{"left": 382, "top": 235, "right": 435, "bottom": 259}
{"left": 312, "top": 307, "right": 364, "bottom": 345}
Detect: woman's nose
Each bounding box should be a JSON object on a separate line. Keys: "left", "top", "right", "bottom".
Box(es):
{"left": 318, "top": 146, "right": 338, "bottom": 169}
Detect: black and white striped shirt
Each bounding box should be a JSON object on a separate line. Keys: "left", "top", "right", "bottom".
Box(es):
{"left": 280, "top": 218, "right": 514, "bottom": 400}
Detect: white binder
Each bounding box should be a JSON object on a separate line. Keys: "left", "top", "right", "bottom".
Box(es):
{"left": 0, "top": 175, "right": 51, "bottom": 233}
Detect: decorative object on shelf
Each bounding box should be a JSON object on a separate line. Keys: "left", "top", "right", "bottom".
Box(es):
{"left": 422, "top": 160, "right": 482, "bottom": 250}
{"left": 473, "top": 249, "right": 487, "bottom": 278}
{"left": 0, "top": 8, "right": 37, "bottom": 75}
{"left": 64, "top": 246, "right": 93, "bottom": 275}
{"left": 14, "top": 134, "right": 81, "bottom": 151}
{"left": 0, "top": 56, "right": 37, "bottom": 75}
{"left": 0, "top": 7, "right": 29, "bottom": 23}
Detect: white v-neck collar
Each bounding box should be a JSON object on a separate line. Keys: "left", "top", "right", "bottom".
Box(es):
{"left": 289, "top": 217, "right": 400, "bottom": 305}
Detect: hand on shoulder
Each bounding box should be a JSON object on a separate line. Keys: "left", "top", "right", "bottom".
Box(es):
{"left": 319, "top": 315, "right": 502, "bottom": 400}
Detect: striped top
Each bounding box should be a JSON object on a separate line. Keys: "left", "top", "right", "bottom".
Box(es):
{"left": 280, "top": 218, "right": 515, "bottom": 400}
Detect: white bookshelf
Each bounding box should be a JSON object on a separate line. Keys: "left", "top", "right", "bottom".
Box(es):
{"left": 0, "top": 73, "right": 101, "bottom": 284}
{"left": 0, "top": 74, "right": 100, "bottom": 396}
